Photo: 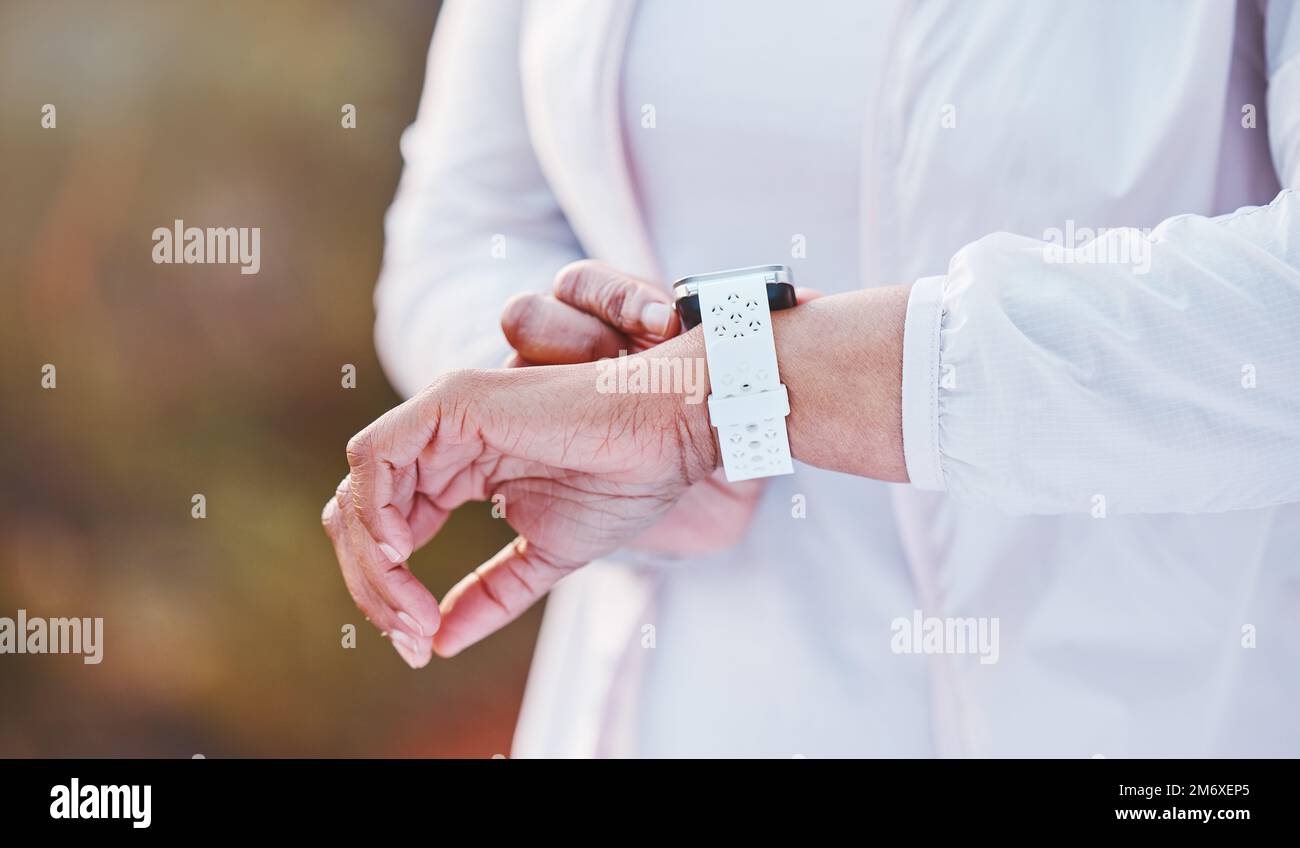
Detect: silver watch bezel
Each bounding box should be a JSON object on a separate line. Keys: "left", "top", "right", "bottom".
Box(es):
{"left": 671, "top": 264, "right": 792, "bottom": 301}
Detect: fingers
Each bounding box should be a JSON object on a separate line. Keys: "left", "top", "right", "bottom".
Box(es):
{"left": 552, "top": 259, "right": 678, "bottom": 342}
{"left": 433, "top": 537, "right": 575, "bottom": 658}
{"left": 795, "top": 286, "right": 823, "bottom": 304}
{"left": 335, "top": 370, "right": 573, "bottom": 664}
{"left": 500, "top": 292, "right": 627, "bottom": 364}
{"left": 344, "top": 385, "right": 455, "bottom": 563}
{"left": 341, "top": 377, "right": 484, "bottom": 637}
{"left": 346, "top": 429, "right": 415, "bottom": 564}
{"left": 322, "top": 481, "right": 440, "bottom": 668}
{"left": 335, "top": 476, "right": 443, "bottom": 632}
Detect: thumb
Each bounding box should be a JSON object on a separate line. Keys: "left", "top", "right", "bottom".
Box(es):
{"left": 433, "top": 537, "right": 576, "bottom": 658}
{"left": 552, "top": 259, "right": 679, "bottom": 341}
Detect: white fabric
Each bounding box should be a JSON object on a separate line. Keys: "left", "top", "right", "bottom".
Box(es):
{"left": 901, "top": 195, "right": 1300, "bottom": 513}
{"left": 376, "top": 0, "right": 1300, "bottom": 756}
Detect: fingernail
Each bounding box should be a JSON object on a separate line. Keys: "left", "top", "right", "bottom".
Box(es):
{"left": 398, "top": 611, "right": 425, "bottom": 638}
{"left": 378, "top": 542, "right": 403, "bottom": 563}
{"left": 641, "top": 302, "right": 672, "bottom": 337}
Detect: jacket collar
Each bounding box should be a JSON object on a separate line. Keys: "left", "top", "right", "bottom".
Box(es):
{"left": 521, "top": 0, "right": 661, "bottom": 284}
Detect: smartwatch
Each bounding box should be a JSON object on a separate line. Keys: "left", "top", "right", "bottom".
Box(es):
{"left": 672, "top": 264, "right": 797, "bottom": 482}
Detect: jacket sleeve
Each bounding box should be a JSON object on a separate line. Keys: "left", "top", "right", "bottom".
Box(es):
{"left": 900, "top": 2, "right": 1300, "bottom": 514}
{"left": 374, "top": 0, "right": 582, "bottom": 397}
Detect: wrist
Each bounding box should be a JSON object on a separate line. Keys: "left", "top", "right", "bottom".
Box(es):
{"left": 624, "top": 282, "right": 910, "bottom": 487}
{"left": 632, "top": 327, "right": 720, "bottom": 485}
{"left": 773, "top": 285, "right": 910, "bottom": 481}
{"left": 680, "top": 338, "right": 721, "bottom": 484}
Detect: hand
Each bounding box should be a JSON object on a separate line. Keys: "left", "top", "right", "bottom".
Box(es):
{"left": 321, "top": 349, "right": 718, "bottom": 666}
{"left": 499, "top": 260, "right": 820, "bottom": 554}
{"left": 323, "top": 284, "right": 912, "bottom": 667}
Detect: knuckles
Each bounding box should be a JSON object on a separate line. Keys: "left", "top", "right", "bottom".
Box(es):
{"left": 419, "top": 368, "right": 495, "bottom": 405}
{"left": 551, "top": 259, "right": 599, "bottom": 303}
{"left": 499, "top": 292, "right": 542, "bottom": 344}
{"left": 321, "top": 482, "right": 352, "bottom": 539}
{"left": 595, "top": 278, "right": 634, "bottom": 329}
{"left": 554, "top": 259, "right": 634, "bottom": 325}
{"left": 345, "top": 430, "right": 371, "bottom": 470}
{"left": 554, "top": 259, "right": 656, "bottom": 333}
{"left": 320, "top": 498, "right": 338, "bottom": 533}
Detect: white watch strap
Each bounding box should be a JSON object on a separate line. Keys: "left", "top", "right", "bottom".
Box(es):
{"left": 698, "top": 272, "right": 795, "bottom": 482}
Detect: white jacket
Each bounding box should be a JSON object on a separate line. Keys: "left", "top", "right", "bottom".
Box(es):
{"left": 375, "top": 0, "right": 1300, "bottom": 756}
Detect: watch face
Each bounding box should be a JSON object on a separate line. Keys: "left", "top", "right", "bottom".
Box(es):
{"left": 674, "top": 276, "right": 797, "bottom": 330}
{"left": 673, "top": 265, "right": 795, "bottom": 330}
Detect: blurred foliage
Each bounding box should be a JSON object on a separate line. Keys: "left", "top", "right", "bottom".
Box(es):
{"left": 0, "top": 0, "right": 534, "bottom": 756}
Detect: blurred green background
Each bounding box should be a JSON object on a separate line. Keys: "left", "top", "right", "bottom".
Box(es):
{"left": 0, "top": 0, "right": 536, "bottom": 757}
